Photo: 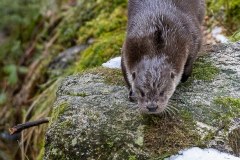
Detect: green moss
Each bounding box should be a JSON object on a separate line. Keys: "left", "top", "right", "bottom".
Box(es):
{"left": 178, "top": 56, "right": 220, "bottom": 88}
{"left": 143, "top": 110, "right": 202, "bottom": 158}
{"left": 84, "top": 67, "right": 125, "bottom": 86}
{"left": 215, "top": 97, "right": 240, "bottom": 108}
{"left": 230, "top": 30, "right": 240, "bottom": 42}
{"left": 56, "top": 0, "right": 126, "bottom": 46}
{"left": 69, "top": 92, "right": 88, "bottom": 97}
{"left": 77, "top": 5, "right": 127, "bottom": 43}
{"left": 59, "top": 119, "right": 73, "bottom": 129}
{"left": 192, "top": 56, "right": 220, "bottom": 81}
{"left": 78, "top": 92, "right": 88, "bottom": 97}
{"left": 51, "top": 102, "right": 69, "bottom": 123}
{"left": 214, "top": 97, "right": 240, "bottom": 120}
{"left": 129, "top": 155, "right": 137, "bottom": 160}
{"left": 107, "top": 141, "right": 114, "bottom": 148}
{"left": 66, "top": 0, "right": 127, "bottom": 72}
{"left": 75, "top": 32, "right": 125, "bottom": 71}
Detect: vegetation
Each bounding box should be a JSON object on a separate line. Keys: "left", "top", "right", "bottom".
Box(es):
{"left": 230, "top": 30, "right": 240, "bottom": 42}
{"left": 192, "top": 56, "right": 220, "bottom": 81}
{"left": 207, "top": 0, "right": 240, "bottom": 37}
{"left": 83, "top": 67, "right": 125, "bottom": 86}
{"left": 214, "top": 97, "right": 240, "bottom": 123}
{"left": 0, "top": 0, "right": 239, "bottom": 159}
{"left": 143, "top": 112, "right": 202, "bottom": 159}
{"left": 0, "top": 0, "right": 42, "bottom": 102}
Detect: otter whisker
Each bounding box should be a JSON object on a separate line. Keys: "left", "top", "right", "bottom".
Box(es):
{"left": 165, "top": 107, "right": 174, "bottom": 117}
{"left": 161, "top": 110, "right": 165, "bottom": 118}
{"left": 163, "top": 109, "right": 168, "bottom": 118}
{"left": 165, "top": 107, "right": 176, "bottom": 116}
{"left": 169, "top": 107, "right": 179, "bottom": 115}
{"left": 162, "top": 108, "right": 168, "bottom": 116}
{"left": 168, "top": 105, "right": 179, "bottom": 113}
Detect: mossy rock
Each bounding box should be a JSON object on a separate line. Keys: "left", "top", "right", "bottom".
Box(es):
{"left": 44, "top": 73, "right": 202, "bottom": 160}
{"left": 74, "top": 32, "right": 125, "bottom": 71}
{"left": 44, "top": 43, "right": 240, "bottom": 159}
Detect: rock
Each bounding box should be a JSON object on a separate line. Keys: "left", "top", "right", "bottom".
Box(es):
{"left": 44, "top": 43, "right": 240, "bottom": 159}
{"left": 48, "top": 45, "right": 88, "bottom": 73}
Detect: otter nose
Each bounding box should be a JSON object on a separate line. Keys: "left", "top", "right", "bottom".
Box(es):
{"left": 147, "top": 105, "right": 158, "bottom": 112}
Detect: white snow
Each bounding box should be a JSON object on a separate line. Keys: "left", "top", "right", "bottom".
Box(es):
{"left": 211, "top": 27, "right": 229, "bottom": 43}
{"left": 166, "top": 147, "right": 240, "bottom": 160}
{"left": 102, "top": 57, "right": 121, "bottom": 69}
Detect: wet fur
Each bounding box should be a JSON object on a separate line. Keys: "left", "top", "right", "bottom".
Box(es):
{"left": 121, "top": 0, "right": 205, "bottom": 113}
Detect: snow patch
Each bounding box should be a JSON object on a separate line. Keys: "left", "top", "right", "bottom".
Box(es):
{"left": 211, "top": 27, "right": 229, "bottom": 43}
{"left": 166, "top": 147, "right": 240, "bottom": 160}
{"left": 102, "top": 57, "right": 121, "bottom": 69}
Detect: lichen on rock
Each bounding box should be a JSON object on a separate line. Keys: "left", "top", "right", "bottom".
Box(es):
{"left": 44, "top": 43, "right": 240, "bottom": 159}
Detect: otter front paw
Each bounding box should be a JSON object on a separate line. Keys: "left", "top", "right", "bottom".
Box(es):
{"left": 181, "top": 73, "right": 190, "bottom": 83}
{"left": 128, "top": 89, "right": 137, "bottom": 102}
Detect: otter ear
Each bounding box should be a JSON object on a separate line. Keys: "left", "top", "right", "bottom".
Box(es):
{"left": 170, "top": 72, "right": 175, "bottom": 79}
{"left": 132, "top": 72, "right": 136, "bottom": 80}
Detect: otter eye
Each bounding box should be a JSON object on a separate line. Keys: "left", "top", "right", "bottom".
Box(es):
{"left": 160, "top": 91, "right": 164, "bottom": 96}
{"left": 171, "top": 72, "right": 175, "bottom": 79}
{"left": 139, "top": 89, "right": 145, "bottom": 97}
{"left": 132, "top": 72, "right": 136, "bottom": 80}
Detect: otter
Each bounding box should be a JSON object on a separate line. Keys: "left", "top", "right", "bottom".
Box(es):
{"left": 121, "top": 0, "right": 205, "bottom": 114}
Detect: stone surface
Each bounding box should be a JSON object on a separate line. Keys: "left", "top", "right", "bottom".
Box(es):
{"left": 44, "top": 43, "right": 240, "bottom": 159}
{"left": 48, "top": 45, "right": 87, "bottom": 72}
{"left": 174, "top": 43, "right": 240, "bottom": 120}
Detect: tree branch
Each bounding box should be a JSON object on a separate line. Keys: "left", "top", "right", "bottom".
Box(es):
{"left": 9, "top": 118, "right": 49, "bottom": 135}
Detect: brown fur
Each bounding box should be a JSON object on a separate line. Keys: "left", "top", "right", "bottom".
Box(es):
{"left": 122, "top": 0, "right": 205, "bottom": 114}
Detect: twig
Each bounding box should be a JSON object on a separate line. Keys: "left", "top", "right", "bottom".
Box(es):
{"left": 9, "top": 118, "right": 49, "bottom": 135}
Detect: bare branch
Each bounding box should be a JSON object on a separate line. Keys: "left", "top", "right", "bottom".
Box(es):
{"left": 9, "top": 118, "right": 49, "bottom": 135}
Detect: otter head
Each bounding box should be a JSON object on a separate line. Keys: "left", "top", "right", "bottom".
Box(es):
{"left": 131, "top": 56, "right": 178, "bottom": 114}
